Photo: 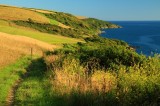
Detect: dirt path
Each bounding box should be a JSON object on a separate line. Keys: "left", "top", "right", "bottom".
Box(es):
{"left": 5, "top": 58, "right": 42, "bottom": 106}
{"left": 6, "top": 79, "right": 21, "bottom": 106}
{"left": 12, "top": 58, "right": 52, "bottom": 105}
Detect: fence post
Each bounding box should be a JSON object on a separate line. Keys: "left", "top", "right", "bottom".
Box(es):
{"left": 31, "top": 48, "right": 33, "bottom": 60}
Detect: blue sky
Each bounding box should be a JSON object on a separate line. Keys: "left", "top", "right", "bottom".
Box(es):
{"left": 0, "top": 0, "right": 160, "bottom": 21}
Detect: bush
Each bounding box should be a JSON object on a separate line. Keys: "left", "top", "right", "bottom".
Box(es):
{"left": 52, "top": 37, "right": 145, "bottom": 70}
{"left": 44, "top": 37, "right": 160, "bottom": 105}
{"left": 44, "top": 52, "right": 160, "bottom": 106}
{"left": 13, "top": 20, "right": 84, "bottom": 38}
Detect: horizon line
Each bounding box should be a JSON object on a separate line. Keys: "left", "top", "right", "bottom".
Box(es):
{"left": 107, "top": 20, "right": 160, "bottom": 21}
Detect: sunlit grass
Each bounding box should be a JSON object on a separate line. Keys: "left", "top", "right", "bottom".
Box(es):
{"left": 0, "top": 30, "right": 56, "bottom": 68}
{"left": 0, "top": 5, "right": 49, "bottom": 23}
{"left": 44, "top": 54, "right": 160, "bottom": 106}
{"left": 14, "top": 58, "right": 56, "bottom": 106}
{"left": 0, "top": 57, "right": 31, "bottom": 106}
{"left": 49, "top": 19, "right": 59, "bottom": 26}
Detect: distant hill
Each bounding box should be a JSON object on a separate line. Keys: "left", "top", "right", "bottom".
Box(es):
{"left": 0, "top": 4, "right": 120, "bottom": 38}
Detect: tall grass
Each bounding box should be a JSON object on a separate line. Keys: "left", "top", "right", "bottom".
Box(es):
{"left": 45, "top": 54, "right": 160, "bottom": 106}
{"left": 0, "top": 31, "right": 55, "bottom": 68}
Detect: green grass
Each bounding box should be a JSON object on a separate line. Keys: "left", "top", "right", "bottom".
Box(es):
{"left": 0, "top": 56, "right": 31, "bottom": 106}
{"left": 38, "top": 13, "right": 59, "bottom": 26}
{"left": 49, "top": 19, "right": 59, "bottom": 26}
{"left": 0, "top": 22, "right": 82, "bottom": 44}
{"left": 14, "top": 58, "right": 46, "bottom": 105}
{"left": 14, "top": 58, "right": 74, "bottom": 106}
{"left": 14, "top": 58, "right": 58, "bottom": 106}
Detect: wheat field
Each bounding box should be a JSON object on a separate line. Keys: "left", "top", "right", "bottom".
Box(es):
{"left": 0, "top": 32, "right": 56, "bottom": 68}
{"left": 29, "top": 8, "right": 55, "bottom": 14}
{"left": 0, "top": 6, "right": 49, "bottom": 23}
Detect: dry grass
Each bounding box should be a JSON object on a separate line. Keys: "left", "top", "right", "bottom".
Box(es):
{"left": 0, "top": 6, "right": 49, "bottom": 23}
{"left": 48, "top": 58, "right": 116, "bottom": 94}
{"left": 0, "top": 32, "right": 56, "bottom": 68}
{"left": 58, "top": 22, "right": 71, "bottom": 29}
{"left": 76, "top": 16, "right": 87, "bottom": 20}
{"left": 52, "top": 70, "right": 116, "bottom": 94}
{"left": 30, "top": 9, "right": 55, "bottom": 14}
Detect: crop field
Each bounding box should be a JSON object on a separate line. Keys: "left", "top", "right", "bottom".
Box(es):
{"left": 29, "top": 8, "right": 55, "bottom": 14}
{"left": 0, "top": 32, "right": 56, "bottom": 68}
{"left": 0, "top": 6, "right": 49, "bottom": 23}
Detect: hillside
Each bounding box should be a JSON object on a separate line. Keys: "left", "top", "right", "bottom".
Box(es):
{"left": 0, "top": 5, "right": 50, "bottom": 23}
{"left": 0, "top": 19, "right": 82, "bottom": 44}
{"left": 14, "top": 12, "right": 120, "bottom": 38}
{"left": 0, "top": 5, "right": 120, "bottom": 39}
{"left": 0, "top": 4, "right": 159, "bottom": 106}
{"left": 0, "top": 5, "right": 85, "bottom": 105}
{"left": 0, "top": 4, "right": 121, "bottom": 69}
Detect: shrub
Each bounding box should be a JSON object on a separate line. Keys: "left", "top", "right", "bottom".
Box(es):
{"left": 44, "top": 37, "right": 160, "bottom": 105}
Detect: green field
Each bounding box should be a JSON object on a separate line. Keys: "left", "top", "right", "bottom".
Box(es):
{"left": 49, "top": 18, "right": 59, "bottom": 26}
{"left": 0, "top": 22, "right": 82, "bottom": 44}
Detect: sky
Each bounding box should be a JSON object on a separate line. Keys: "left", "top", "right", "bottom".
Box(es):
{"left": 0, "top": 0, "right": 160, "bottom": 21}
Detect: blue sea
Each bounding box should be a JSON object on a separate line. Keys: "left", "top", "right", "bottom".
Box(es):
{"left": 101, "top": 21, "right": 160, "bottom": 56}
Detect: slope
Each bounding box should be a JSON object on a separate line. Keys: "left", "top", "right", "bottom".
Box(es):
{"left": 0, "top": 5, "right": 49, "bottom": 23}
{"left": 0, "top": 32, "right": 56, "bottom": 68}
{"left": 0, "top": 20, "right": 83, "bottom": 45}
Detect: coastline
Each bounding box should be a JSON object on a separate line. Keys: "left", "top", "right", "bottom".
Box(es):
{"left": 101, "top": 21, "right": 160, "bottom": 55}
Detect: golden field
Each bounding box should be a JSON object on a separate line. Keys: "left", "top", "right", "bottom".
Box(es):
{"left": 29, "top": 8, "right": 55, "bottom": 14}
{"left": 0, "top": 32, "right": 56, "bottom": 68}
{"left": 0, "top": 5, "right": 49, "bottom": 23}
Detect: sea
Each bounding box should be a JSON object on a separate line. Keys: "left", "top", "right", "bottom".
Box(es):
{"left": 101, "top": 21, "right": 160, "bottom": 56}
